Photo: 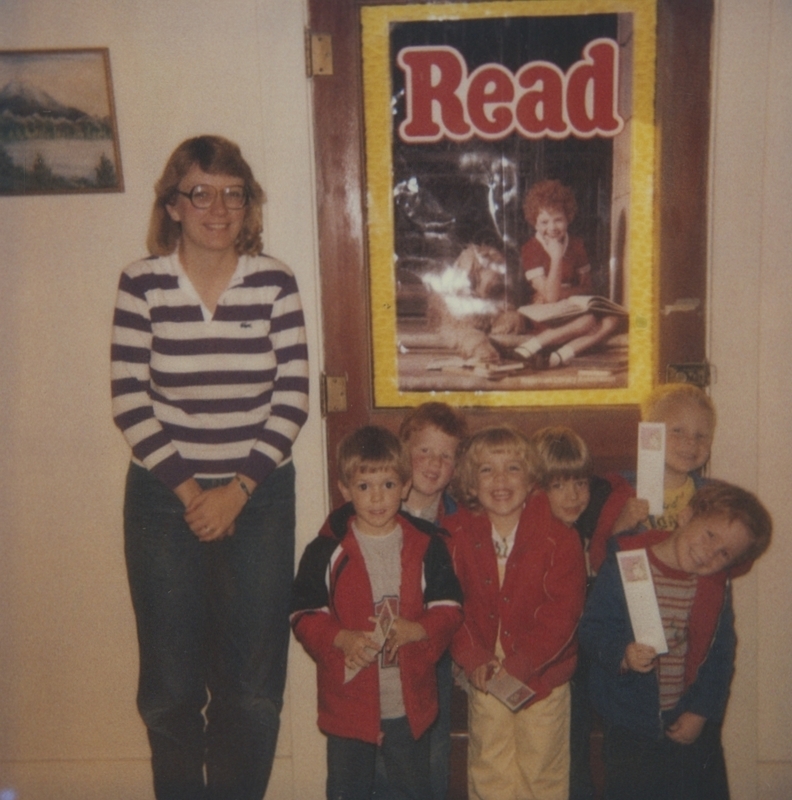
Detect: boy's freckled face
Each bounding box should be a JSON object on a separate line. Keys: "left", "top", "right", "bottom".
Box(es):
{"left": 339, "top": 467, "right": 409, "bottom": 537}
{"left": 534, "top": 207, "right": 569, "bottom": 241}
{"left": 473, "top": 448, "right": 533, "bottom": 530}
{"left": 407, "top": 426, "right": 459, "bottom": 504}
{"left": 671, "top": 511, "right": 752, "bottom": 576}
{"left": 662, "top": 402, "right": 714, "bottom": 478}
{"left": 547, "top": 476, "right": 591, "bottom": 526}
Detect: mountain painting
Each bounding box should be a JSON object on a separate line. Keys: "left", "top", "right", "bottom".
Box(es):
{"left": 0, "top": 49, "right": 123, "bottom": 195}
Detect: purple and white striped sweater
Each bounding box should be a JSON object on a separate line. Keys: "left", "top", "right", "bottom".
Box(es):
{"left": 111, "top": 252, "right": 309, "bottom": 490}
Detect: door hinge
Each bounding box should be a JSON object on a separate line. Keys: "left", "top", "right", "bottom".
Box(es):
{"left": 666, "top": 362, "right": 711, "bottom": 387}
{"left": 321, "top": 374, "right": 348, "bottom": 416}
{"left": 305, "top": 30, "right": 333, "bottom": 77}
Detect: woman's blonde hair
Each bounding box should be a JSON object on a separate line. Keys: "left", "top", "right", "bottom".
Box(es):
{"left": 453, "top": 426, "right": 537, "bottom": 511}
{"left": 147, "top": 135, "right": 265, "bottom": 257}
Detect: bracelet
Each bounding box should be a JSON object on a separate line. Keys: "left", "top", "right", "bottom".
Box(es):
{"left": 234, "top": 475, "right": 253, "bottom": 501}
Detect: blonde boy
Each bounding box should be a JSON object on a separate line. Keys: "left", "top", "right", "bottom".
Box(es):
{"left": 614, "top": 383, "right": 716, "bottom": 535}
{"left": 445, "top": 426, "right": 586, "bottom": 800}
{"left": 291, "top": 426, "right": 462, "bottom": 800}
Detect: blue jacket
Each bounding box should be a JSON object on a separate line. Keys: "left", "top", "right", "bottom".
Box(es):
{"left": 579, "top": 529, "right": 735, "bottom": 740}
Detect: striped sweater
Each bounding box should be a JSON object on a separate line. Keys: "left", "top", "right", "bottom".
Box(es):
{"left": 111, "top": 252, "right": 309, "bottom": 490}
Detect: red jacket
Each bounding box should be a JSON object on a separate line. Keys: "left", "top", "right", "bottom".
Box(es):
{"left": 291, "top": 510, "right": 463, "bottom": 743}
{"left": 587, "top": 472, "right": 636, "bottom": 574}
{"left": 446, "top": 491, "right": 587, "bottom": 705}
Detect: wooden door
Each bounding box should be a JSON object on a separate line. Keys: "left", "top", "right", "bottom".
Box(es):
{"left": 308, "top": 0, "right": 712, "bottom": 506}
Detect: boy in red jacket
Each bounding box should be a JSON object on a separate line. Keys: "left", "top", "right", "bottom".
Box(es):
{"left": 446, "top": 426, "right": 586, "bottom": 800}
{"left": 291, "top": 426, "right": 463, "bottom": 800}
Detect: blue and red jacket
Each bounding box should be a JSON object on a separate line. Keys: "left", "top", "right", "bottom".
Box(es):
{"left": 579, "top": 529, "right": 737, "bottom": 739}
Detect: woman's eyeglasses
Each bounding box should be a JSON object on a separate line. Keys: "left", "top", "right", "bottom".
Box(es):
{"left": 175, "top": 184, "right": 248, "bottom": 210}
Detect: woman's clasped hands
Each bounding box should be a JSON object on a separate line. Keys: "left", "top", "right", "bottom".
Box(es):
{"left": 175, "top": 476, "right": 253, "bottom": 541}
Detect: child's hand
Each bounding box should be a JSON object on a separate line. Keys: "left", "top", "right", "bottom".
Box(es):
{"left": 613, "top": 497, "right": 650, "bottom": 534}
{"left": 470, "top": 659, "right": 501, "bottom": 692}
{"left": 384, "top": 617, "right": 427, "bottom": 659}
{"left": 537, "top": 231, "right": 567, "bottom": 263}
{"left": 333, "top": 629, "right": 380, "bottom": 670}
{"left": 666, "top": 712, "right": 706, "bottom": 744}
{"left": 545, "top": 234, "right": 566, "bottom": 263}
{"left": 621, "top": 642, "right": 657, "bottom": 673}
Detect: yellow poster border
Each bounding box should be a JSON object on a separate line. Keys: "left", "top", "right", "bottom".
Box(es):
{"left": 361, "top": 0, "right": 657, "bottom": 408}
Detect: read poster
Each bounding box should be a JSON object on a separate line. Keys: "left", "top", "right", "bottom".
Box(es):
{"left": 361, "top": 0, "right": 657, "bottom": 408}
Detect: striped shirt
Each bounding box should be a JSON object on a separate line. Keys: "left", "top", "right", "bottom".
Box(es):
{"left": 649, "top": 554, "right": 698, "bottom": 711}
{"left": 111, "top": 252, "right": 309, "bottom": 490}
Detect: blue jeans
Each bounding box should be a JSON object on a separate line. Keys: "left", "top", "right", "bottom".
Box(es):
{"left": 569, "top": 649, "right": 597, "bottom": 800}
{"left": 328, "top": 716, "right": 431, "bottom": 800}
{"left": 428, "top": 650, "right": 453, "bottom": 800}
{"left": 124, "top": 462, "right": 295, "bottom": 800}
{"left": 602, "top": 718, "right": 729, "bottom": 800}
{"left": 373, "top": 651, "right": 452, "bottom": 800}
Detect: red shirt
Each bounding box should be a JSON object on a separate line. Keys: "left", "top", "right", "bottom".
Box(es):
{"left": 521, "top": 235, "right": 592, "bottom": 301}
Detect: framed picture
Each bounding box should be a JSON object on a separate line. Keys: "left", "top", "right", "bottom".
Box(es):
{"left": 361, "top": 0, "right": 656, "bottom": 408}
{"left": 0, "top": 48, "right": 123, "bottom": 195}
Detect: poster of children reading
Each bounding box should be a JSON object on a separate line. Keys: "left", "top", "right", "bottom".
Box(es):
{"left": 361, "top": 0, "right": 657, "bottom": 408}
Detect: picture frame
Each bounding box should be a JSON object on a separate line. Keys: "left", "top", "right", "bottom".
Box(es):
{"left": 0, "top": 48, "right": 124, "bottom": 195}
{"left": 361, "top": 0, "right": 657, "bottom": 408}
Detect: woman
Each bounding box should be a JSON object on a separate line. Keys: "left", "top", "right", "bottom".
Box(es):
{"left": 111, "top": 135, "right": 309, "bottom": 800}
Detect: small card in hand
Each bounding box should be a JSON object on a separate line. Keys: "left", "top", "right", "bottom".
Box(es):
{"left": 486, "top": 668, "right": 535, "bottom": 711}
{"left": 343, "top": 602, "right": 396, "bottom": 684}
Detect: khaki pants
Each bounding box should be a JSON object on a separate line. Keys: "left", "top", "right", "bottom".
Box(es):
{"left": 467, "top": 682, "right": 571, "bottom": 800}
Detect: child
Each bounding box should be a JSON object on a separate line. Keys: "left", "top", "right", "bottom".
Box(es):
{"left": 398, "top": 402, "right": 468, "bottom": 800}
{"left": 445, "top": 426, "right": 587, "bottom": 800}
{"left": 531, "top": 426, "right": 593, "bottom": 530}
{"left": 592, "top": 383, "right": 717, "bottom": 573}
{"left": 531, "top": 425, "right": 637, "bottom": 800}
{"left": 579, "top": 480, "right": 772, "bottom": 800}
{"left": 516, "top": 179, "right": 620, "bottom": 368}
{"left": 291, "top": 425, "right": 463, "bottom": 800}
{"left": 399, "top": 401, "right": 468, "bottom": 524}
{"left": 531, "top": 426, "right": 596, "bottom": 800}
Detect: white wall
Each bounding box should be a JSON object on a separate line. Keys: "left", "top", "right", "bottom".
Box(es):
{"left": 710, "top": 2, "right": 792, "bottom": 798}
{"left": 0, "top": 1, "right": 790, "bottom": 799}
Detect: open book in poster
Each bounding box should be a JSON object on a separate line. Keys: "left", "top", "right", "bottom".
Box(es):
{"left": 518, "top": 295, "right": 628, "bottom": 325}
